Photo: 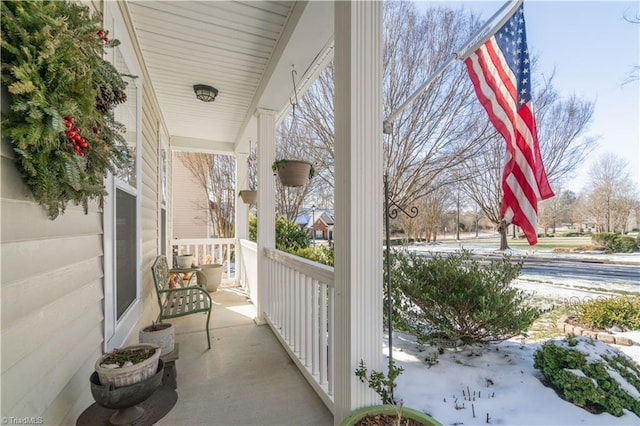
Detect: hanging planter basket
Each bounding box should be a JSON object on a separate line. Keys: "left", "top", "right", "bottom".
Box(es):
{"left": 273, "top": 160, "right": 314, "bottom": 187}
{"left": 238, "top": 190, "right": 257, "bottom": 204}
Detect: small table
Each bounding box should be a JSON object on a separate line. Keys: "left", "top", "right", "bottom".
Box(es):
{"left": 169, "top": 267, "right": 201, "bottom": 287}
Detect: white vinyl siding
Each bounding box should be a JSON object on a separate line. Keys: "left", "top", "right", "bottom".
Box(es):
{"left": 171, "top": 154, "right": 209, "bottom": 239}
{"left": 0, "top": 1, "right": 167, "bottom": 423}
{"left": 1, "top": 139, "right": 105, "bottom": 423}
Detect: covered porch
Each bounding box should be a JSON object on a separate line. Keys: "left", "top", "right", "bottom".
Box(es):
{"left": 0, "top": 1, "right": 385, "bottom": 424}
{"left": 144, "top": 0, "right": 386, "bottom": 422}
{"left": 158, "top": 283, "right": 332, "bottom": 425}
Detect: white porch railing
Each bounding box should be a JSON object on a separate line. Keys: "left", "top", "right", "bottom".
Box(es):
{"left": 263, "top": 248, "right": 335, "bottom": 413}
{"left": 171, "top": 238, "right": 236, "bottom": 282}
{"left": 238, "top": 239, "right": 258, "bottom": 305}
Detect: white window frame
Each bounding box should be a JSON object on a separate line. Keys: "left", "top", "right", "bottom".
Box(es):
{"left": 103, "top": 2, "right": 143, "bottom": 351}
{"left": 158, "top": 128, "right": 168, "bottom": 255}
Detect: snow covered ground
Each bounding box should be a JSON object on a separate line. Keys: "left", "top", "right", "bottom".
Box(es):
{"left": 384, "top": 241, "right": 640, "bottom": 425}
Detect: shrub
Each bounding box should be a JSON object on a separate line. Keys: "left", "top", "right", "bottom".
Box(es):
{"left": 355, "top": 359, "right": 404, "bottom": 405}
{"left": 592, "top": 233, "right": 639, "bottom": 253}
{"left": 562, "top": 231, "right": 589, "bottom": 237}
{"left": 575, "top": 295, "right": 640, "bottom": 330}
{"left": 275, "top": 217, "right": 310, "bottom": 251}
{"left": 247, "top": 215, "right": 310, "bottom": 252}
{"left": 390, "top": 249, "right": 540, "bottom": 345}
{"left": 293, "top": 243, "right": 334, "bottom": 266}
{"left": 249, "top": 214, "right": 257, "bottom": 242}
{"left": 534, "top": 337, "right": 640, "bottom": 417}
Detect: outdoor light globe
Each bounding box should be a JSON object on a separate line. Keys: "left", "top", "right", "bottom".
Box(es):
{"left": 193, "top": 84, "right": 218, "bottom": 102}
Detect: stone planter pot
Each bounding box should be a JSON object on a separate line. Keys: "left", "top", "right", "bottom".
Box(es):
{"left": 90, "top": 360, "right": 164, "bottom": 425}
{"left": 239, "top": 190, "right": 257, "bottom": 204}
{"left": 176, "top": 254, "right": 194, "bottom": 268}
{"left": 139, "top": 322, "right": 175, "bottom": 355}
{"left": 95, "top": 344, "right": 161, "bottom": 388}
{"left": 199, "top": 263, "right": 223, "bottom": 292}
{"left": 341, "top": 405, "right": 442, "bottom": 426}
{"left": 274, "top": 160, "right": 312, "bottom": 187}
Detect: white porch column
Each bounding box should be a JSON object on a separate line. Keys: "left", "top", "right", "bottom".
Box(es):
{"left": 256, "top": 108, "right": 277, "bottom": 324}
{"left": 235, "top": 153, "right": 249, "bottom": 241}
{"left": 333, "top": 1, "right": 383, "bottom": 423}
{"left": 235, "top": 152, "right": 249, "bottom": 287}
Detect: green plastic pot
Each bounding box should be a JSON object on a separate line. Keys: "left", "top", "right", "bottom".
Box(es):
{"left": 341, "top": 404, "right": 442, "bottom": 426}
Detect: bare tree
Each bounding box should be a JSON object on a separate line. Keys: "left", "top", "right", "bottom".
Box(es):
{"left": 459, "top": 140, "right": 507, "bottom": 247}
{"left": 459, "top": 73, "right": 595, "bottom": 249}
{"left": 177, "top": 152, "right": 235, "bottom": 238}
{"left": 290, "top": 2, "right": 594, "bottom": 250}
{"left": 538, "top": 189, "right": 577, "bottom": 235}
{"left": 584, "top": 153, "right": 639, "bottom": 233}
{"left": 298, "top": 3, "right": 494, "bottom": 209}
{"left": 533, "top": 77, "right": 597, "bottom": 187}
{"left": 398, "top": 184, "right": 454, "bottom": 242}
{"left": 624, "top": 11, "right": 639, "bottom": 84}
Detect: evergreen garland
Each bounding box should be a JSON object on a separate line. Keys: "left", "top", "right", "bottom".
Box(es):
{"left": 1, "top": 0, "right": 129, "bottom": 219}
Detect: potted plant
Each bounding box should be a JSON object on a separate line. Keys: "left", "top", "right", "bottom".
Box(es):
{"left": 272, "top": 159, "right": 315, "bottom": 187}
{"left": 238, "top": 190, "right": 257, "bottom": 204}
{"left": 176, "top": 253, "right": 194, "bottom": 268}
{"left": 343, "top": 360, "right": 442, "bottom": 426}
{"left": 95, "top": 344, "right": 161, "bottom": 388}
{"left": 139, "top": 322, "right": 175, "bottom": 355}
{"left": 198, "top": 263, "right": 223, "bottom": 292}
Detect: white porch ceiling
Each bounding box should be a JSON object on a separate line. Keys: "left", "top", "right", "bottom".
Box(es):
{"left": 126, "top": 0, "right": 334, "bottom": 153}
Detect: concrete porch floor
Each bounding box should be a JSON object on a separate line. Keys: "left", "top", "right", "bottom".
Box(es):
{"left": 157, "top": 284, "right": 333, "bottom": 426}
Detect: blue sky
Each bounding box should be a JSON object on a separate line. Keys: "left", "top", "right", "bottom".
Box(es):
{"left": 415, "top": 0, "right": 640, "bottom": 193}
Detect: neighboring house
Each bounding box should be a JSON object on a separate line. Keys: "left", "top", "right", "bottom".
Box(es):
{"left": 171, "top": 153, "right": 210, "bottom": 239}
{"left": 1, "top": 2, "right": 384, "bottom": 424}
{"left": 300, "top": 209, "right": 335, "bottom": 241}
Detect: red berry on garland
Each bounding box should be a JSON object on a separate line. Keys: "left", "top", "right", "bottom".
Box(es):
{"left": 66, "top": 130, "right": 76, "bottom": 137}
{"left": 80, "top": 140, "right": 88, "bottom": 148}
{"left": 103, "top": 37, "right": 109, "bottom": 43}
{"left": 94, "top": 129, "right": 100, "bottom": 135}
{"left": 64, "top": 116, "right": 74, "bottom": 123}
{"left": 64, "top": 121, "right": 72, "bottom": 128}
{"left": 73, "top": 134, "right": 82, "bottom": 142}
{"left": 97, "top": 29, "right": 105, "bottom": 37}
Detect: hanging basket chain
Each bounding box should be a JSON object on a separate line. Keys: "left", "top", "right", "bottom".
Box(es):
{"left": 290, "top": 68, "right": 299, "bottom": 123}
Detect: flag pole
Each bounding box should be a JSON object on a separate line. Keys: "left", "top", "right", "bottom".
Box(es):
{"left": 382, "top": 0, "right": 522, "bottom": 134}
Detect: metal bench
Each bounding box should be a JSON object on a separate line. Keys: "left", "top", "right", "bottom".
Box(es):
{"left": 151, "top": 255, "right": 212, "bottom": 349}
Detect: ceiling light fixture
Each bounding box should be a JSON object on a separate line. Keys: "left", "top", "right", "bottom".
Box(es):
{"left": 193, "top": 84, "right": 218, "bottom": 102}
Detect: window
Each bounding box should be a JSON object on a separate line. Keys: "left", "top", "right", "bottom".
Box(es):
{"left": 103, "top": 3, "right": 142, "bottom": 351}
{"left": 158, "top": 130, "right": 168, "bottom": 255}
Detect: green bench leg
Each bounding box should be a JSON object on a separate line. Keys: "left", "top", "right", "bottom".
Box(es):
{"left": 206, "top": 308, "right": 211, "bottom": 349}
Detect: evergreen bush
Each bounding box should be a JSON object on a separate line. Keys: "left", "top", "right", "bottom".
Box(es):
{"left": 390, "top": 249, "right": 539, "bottom": 345}
{"left": 294, "top": 244, "right": 334, "bottom": 266}
{"left": 575, "top": 295, "right": 640, "bottom": 330}
{"left": 534, "top": 337, "right": 640, "bottom": 417}
{"left": 248, "top": 215, "right": 310, "bottom": 252}
{"left": 592, "top": 233, "right": 639, "bottom": 253}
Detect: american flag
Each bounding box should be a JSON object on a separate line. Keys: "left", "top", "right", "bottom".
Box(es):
{"left": 464, "top": 2, "right": 554, "bottom": 245}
